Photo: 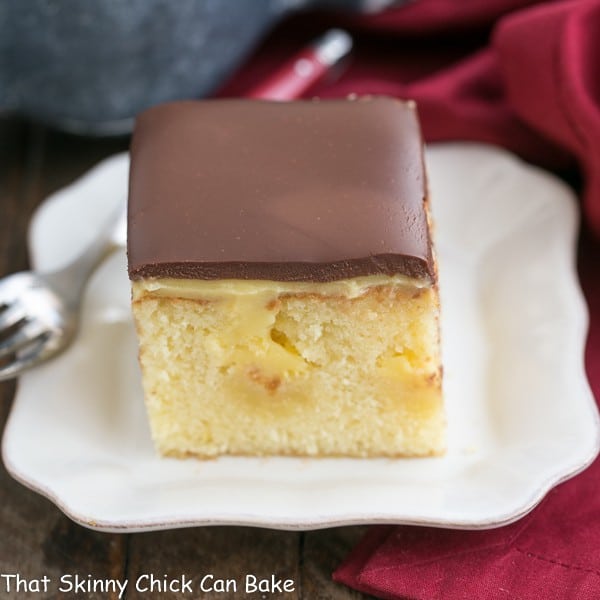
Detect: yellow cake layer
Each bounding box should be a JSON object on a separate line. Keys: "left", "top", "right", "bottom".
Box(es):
{"left": 132, "top": 276, "right": 444, "bottom": 458}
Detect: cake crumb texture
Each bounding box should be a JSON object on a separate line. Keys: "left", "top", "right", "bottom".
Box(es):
{"left": 132, "top": 281, "right": 444, "bottom": 458}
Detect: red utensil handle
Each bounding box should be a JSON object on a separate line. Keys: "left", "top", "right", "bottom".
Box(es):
{"left": 247, "top": 29, "right": 352, "bottom": 101}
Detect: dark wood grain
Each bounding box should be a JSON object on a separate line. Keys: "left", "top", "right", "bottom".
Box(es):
{"left": 0, "top": 118, "right": 29, "bottom": 277}
{"left": 302, "top": 529, "right": 376, "bottom": 599}
{"left": 0, "top": 117, "right": 372, "bottom": 600}
{"left": 126, "top": 527, "right": 300, "bottom": 599}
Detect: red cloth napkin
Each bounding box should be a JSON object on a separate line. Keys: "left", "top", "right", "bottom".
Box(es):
{"left": 223, "top": 1, "right": 600, "bottom": 598}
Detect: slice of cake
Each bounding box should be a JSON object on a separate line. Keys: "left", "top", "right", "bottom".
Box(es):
{"left": 128, "top": 97, "right": 444, "bottom": 458}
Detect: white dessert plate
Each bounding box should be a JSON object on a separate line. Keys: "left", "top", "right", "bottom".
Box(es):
{"left": 3, "top": 144, "right": 599, "bottom": 532}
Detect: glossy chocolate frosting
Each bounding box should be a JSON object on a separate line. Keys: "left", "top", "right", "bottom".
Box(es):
{"left": 128, "top": 97, "right": 435, "bottom": 282}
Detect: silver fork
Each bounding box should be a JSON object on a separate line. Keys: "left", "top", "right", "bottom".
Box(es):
{"left": 0, "top": 206, "right": 125, "bottom": 381}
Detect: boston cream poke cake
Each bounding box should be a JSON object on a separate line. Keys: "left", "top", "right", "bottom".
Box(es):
{"left": 128, "top": 97, "right": 444, "bottom": 458}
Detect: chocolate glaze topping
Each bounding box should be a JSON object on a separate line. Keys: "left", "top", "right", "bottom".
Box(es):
{"left": 128, "top": 97, "right": 435, "bottom": 282}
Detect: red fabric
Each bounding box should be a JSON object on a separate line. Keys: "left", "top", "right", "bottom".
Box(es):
{"left": 221, "top": 1, "right": 600, "bottom": 598}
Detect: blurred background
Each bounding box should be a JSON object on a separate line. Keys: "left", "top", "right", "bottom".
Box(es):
{"left": 0, "top": 0, "right": 405, "bottom": 134}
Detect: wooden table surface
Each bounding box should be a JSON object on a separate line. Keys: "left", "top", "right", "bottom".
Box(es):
{"left": 0, "top": 118, "right": 376, "bottom": 600}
